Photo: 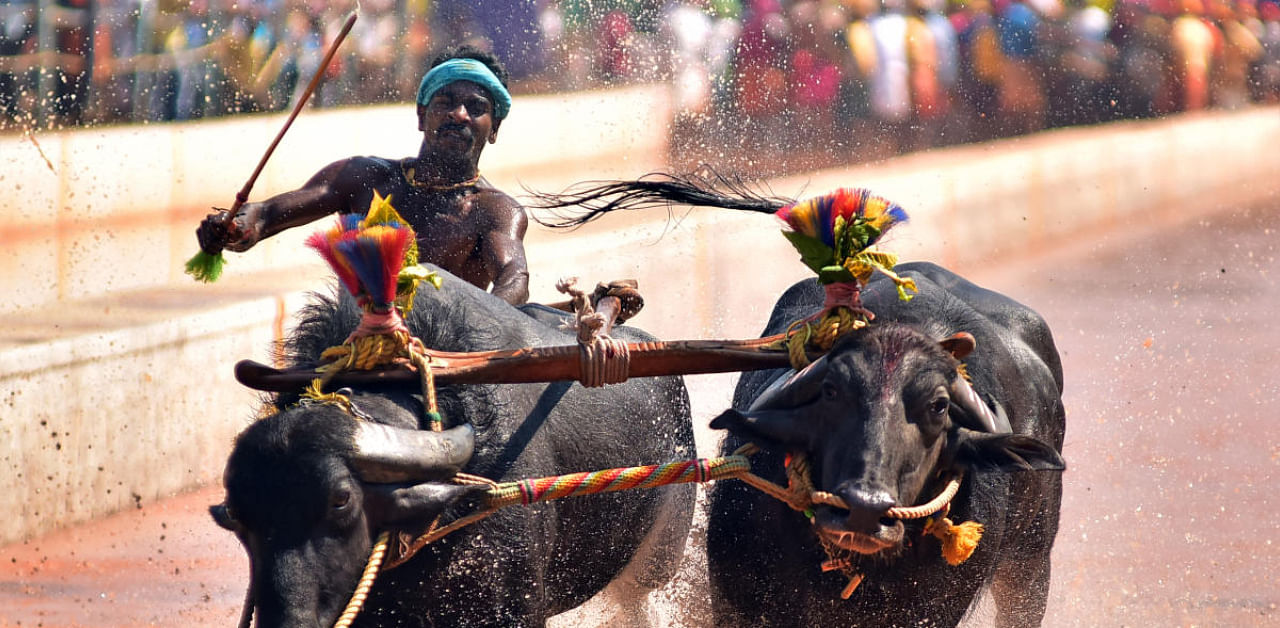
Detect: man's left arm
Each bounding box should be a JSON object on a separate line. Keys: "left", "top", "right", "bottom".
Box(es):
{"left": 480, "top": 194, "right": 531, "bottom": 305}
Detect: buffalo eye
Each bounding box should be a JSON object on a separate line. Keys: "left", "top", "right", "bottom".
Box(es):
{"left": 331, "top": 487, "right": 354, "bottom": 513}
{"left": 929, "top": 397, "right": 950, "bottom": 417}
{"left": 822, "top": 382, "right": 838, "bottom": 401}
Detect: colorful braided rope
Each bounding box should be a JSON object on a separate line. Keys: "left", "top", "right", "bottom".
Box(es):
{"left": 487, "top": 456, "right": 750, "bottom": 508}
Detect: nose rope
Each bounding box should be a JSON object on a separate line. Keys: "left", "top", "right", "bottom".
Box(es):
{"left": 730, "top": 444, "right": 985, "bottom": 597}
{"left": 333, "top": 531, "right": 391, "bottom": 628}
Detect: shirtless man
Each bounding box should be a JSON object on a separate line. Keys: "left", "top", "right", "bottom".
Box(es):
{"left": 197, "top": 46, "right": 530, "bottom": 304}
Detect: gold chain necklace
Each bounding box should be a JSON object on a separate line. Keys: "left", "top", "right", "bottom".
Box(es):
{"left": 402, "top": 160, "right": 481, "bottom": 192}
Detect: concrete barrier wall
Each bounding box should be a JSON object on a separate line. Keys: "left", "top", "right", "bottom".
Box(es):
{"left": 2, "top": 102, "right": 1277, "bottom": 544}
{"left": 0, "top": 84, "right": 672, "bottom": 314}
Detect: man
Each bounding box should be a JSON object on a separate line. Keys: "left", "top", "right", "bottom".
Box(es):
{"left": 197, "top": 46, "right": 530, "bottom": 304}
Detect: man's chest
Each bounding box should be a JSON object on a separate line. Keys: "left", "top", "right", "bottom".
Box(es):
{"left": 396, "top": 197, "right": 486, "bottom": 259}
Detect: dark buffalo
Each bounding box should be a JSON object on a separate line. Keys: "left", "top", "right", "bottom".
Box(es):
{"left": 211, "top": 266, "right": 696, "bottom": 627}
{"left": 707, "top": 261, "right": 1066, "bottom": 627}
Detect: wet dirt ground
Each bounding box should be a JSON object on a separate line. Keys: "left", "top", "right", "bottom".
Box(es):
{"left": 3, "top": 198, "right": 1277, "bottom": 627}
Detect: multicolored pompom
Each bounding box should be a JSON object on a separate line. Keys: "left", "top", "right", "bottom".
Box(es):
{"left": 774, "top": 188, "right": 909, "bottom": 251}
{"left": 306, "top": 192, "right": 428, "bottom": 312}
{"left": 773, "top": 188, "right": 915, "bottom": 301}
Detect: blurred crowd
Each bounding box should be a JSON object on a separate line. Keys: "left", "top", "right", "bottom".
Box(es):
{"left": 663, "top": 0, "right": 1280, "bottom": 170}
{"left": 2, "top": 0, "right": 1278, "bottom": 165}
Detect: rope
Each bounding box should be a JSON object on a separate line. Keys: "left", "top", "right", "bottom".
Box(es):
{"left": 557, "top": 277, "right": 633, "bottom": 387}
{"left": 782, "top": 306, "right": 867, "bottom": 369}
{"left": 334, "top": 531, "right": 390, "bottom": 628}
{"left": 578, "top": 336, "right": 631, "bottom": 387}
{"left": 485, "top": 456, "right": 749, "bottom": 508}
{"left": 370, "top": 443, "right": 978, "bottom": 604}
{"left": 383, "top": 455, "right": 753, "bottom": 570}
{"left": 409, "top": 351, "right": 443, "bottom": 430}
{"left": 811, "top": 475, "right": 963, "bottom": 520}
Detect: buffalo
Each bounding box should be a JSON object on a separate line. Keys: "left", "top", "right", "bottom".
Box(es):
{"left": 211, "top": 266, "right": 696, "bottom": 627}
{"left": 707, "top": 261, "right": 1066, "bottom": 627}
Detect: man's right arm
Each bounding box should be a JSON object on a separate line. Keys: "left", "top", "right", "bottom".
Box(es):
{"left": 197, "top": 158, "right": 358, "bottom": 253}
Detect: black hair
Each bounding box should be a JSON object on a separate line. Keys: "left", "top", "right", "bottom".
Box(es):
{"left": 429, "top": 45, "right": 510, "bottom": 88}
{"left": 526, "top": 168, "right": 795, "bottom": 228}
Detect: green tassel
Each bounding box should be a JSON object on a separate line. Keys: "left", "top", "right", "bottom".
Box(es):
{"left": 185, "top": 250, "right": 226, "bottom": 283}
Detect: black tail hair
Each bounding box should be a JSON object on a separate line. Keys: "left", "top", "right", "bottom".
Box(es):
{"left": 527, "top": 168, "right": 797, "bottom": 228}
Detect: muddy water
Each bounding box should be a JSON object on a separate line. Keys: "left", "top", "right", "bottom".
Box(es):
{"left": 3, "top": 200, "right": 1277, "bottom": 627}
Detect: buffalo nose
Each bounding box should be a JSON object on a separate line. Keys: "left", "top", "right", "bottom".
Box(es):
{"left": 836, "top": 485, "right": 896, "bottom": 532}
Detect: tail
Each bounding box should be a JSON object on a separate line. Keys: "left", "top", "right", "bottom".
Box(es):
{"left": 528, "top": 169, "right": 796, "bottom": 228}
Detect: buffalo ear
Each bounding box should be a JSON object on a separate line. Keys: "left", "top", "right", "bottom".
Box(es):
{"left": 940, "top": 332, "right": 976, "bottom": 360}
{"left": 364, "top": 482, "right": 488, "bottom": 528}
{"left": 950, "top": 430, "right": 1065, "bottom": 473}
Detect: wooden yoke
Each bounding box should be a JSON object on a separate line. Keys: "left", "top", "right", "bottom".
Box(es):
{"left": 234, "top": 332, "right": 818, "bottom": 393}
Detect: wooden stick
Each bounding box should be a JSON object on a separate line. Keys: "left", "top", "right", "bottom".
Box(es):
{"left": 207, "top": 12, "right": 358, "bottom": 249}
{"left": 234, "top": 333, "right": 817, "bottom": 393}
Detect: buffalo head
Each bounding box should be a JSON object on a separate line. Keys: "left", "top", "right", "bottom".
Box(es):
{"left": 710, "top": 323, "right": 1064, "bottom": 556}
{"left": 210, "top": 397, "right": 479, "bottom": 628}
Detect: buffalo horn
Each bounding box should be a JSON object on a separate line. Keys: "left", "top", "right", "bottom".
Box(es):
{"left": 709, "top": 407, "right": 815, "bottom": 448}
{"left": 350, "top": 423, "right": 475, "bottom": 483}
{"left": 748, "top": 354, "right": 831, "bottom": 412}
{"left": 949, "top": 377, "right": 1012, "bottom": 433}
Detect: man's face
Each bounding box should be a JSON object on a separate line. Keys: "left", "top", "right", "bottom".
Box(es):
{"left": 417, "top": 80, "right": 501, "bottom": 162}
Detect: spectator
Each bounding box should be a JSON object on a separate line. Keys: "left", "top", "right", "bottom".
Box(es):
{"left": 0, "top": 0, "right": 37, "bottom": 127}
{"left": 1058, "top": 0, "right": 1116, "bottom": 125}
{"left": 1170, "top": 0, "right": 1219, "bottom": 110}
{"left": 914, "top": 0, "right": 961, "bottom": 141}
{"left": 1255, "top": 0, "right": 1280, "bottom": 102}
{"left": 353, "top": 0, "right": 400, "bottom": 103}
{"left": 49, "top": 0, "right": 92, "bottom": 126}
{"left": 995, "top": 0, "right": 1048, "bottom": 135}
{"left": 952, "top": 0, "right": 1005, "bottom": 140}
{"left": 869, "top": 0, "right": 913, "bottom": 151}
{"left": 735, "top": 0, "right": 791, "bottom": 158}
{"left": 787, "top": 0, "right": 844, "bottom": 168}
{"left": 1210, "top": 0, "right": 1263, "bottom": 108}
{"left": 170, "top": 0, "right": 217, "bottom": 120}
{"left": 1110, "top": 0, "right": 1171, "bottom": 118}
{"left": 837, "top": 0, "right": 881, "bottom": 156}
{"left": 904, "top": 0, "right": 957, "bottom": 147}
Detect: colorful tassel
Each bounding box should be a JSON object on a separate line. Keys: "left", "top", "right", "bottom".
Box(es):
{"left": 184, "top": 249, "right": 226, "bottom": 283}
{"left": 773, "top": 189, "right": 913, "bottom": 297}
{"left": 337, "top": 225, "right": 412, "bottom": 309}
{"left": 306, "top": 223, "right": 363, "bottom": 300}
{"left": 925, "top": 515, "right": 985, "bottom": 566}
{"left": 306, "top": 192, "right": 439, "bottom": 313}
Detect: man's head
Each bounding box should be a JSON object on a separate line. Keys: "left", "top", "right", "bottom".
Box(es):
{"left": 416, "top": 47, "right": 512, "bottom": 164}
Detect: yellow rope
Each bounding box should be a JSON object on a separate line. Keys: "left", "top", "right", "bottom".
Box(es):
{"left": 782, "top": 307, "right": 868, "bottom": 369}
{"left": 319, "top": 330, "right": 416, "bottom": 377}
{"left": 334, "top": 531, "right": 390, "bottom": 628}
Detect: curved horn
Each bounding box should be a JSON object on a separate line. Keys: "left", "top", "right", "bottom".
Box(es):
{"left": 748, "top": 354, "right": 831, "bottom": 413}
{"left": 709, "top": 407, "right": 815, "bottom": 448}
{"left": 350, "top": 423, "right": 475, "bottom": 483}
{"left": 949, "top": 377, "right": 1011, "bottom": 433}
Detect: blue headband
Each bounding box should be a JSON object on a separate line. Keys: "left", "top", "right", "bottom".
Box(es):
{"left": 416, "top": 59, "right": 512, "bottom": 120}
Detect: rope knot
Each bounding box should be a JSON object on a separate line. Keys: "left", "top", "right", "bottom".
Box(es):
{"left": 557, "top": 276, "right": 632, "bottom": 387}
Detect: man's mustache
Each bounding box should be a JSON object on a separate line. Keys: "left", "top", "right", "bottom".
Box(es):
{"left": 438, "top": 123, "right": 472, "bottom": 139}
